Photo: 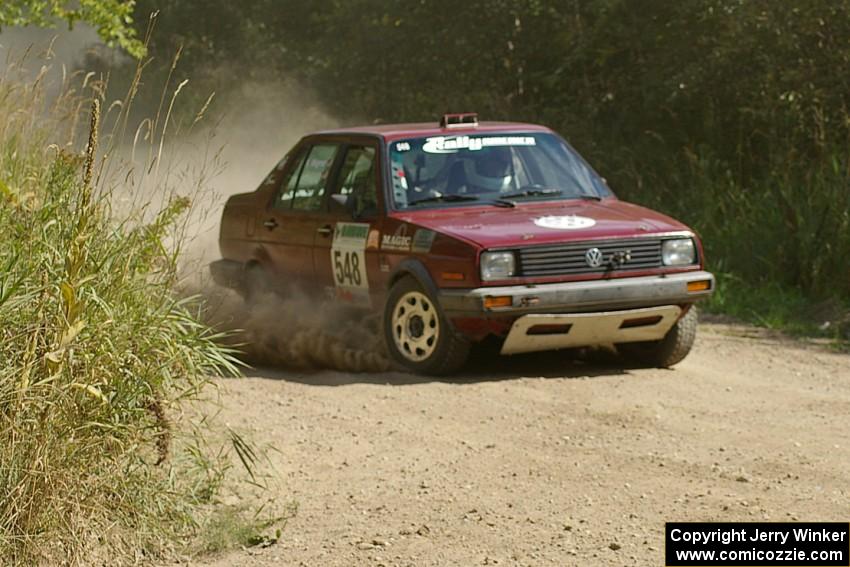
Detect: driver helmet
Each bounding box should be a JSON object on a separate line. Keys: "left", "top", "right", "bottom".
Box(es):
{"left": 463, "top": 147, "right": 513, "bottom": 191}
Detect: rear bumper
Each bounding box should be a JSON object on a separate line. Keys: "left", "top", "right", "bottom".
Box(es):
{"left": 438, "top": 271, "right": 714, "bottom": 317}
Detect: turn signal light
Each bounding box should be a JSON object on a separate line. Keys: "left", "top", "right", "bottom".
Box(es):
{"left": 441, "top": 271, "right": 466, "bottom": 281}
{"left": 687, "top": 280, "right": 712, "bottom": 292}
{"left": 484, "top": 296, "right": 513, "bottom": 309}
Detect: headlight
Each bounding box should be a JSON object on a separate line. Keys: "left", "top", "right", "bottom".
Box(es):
{"left": 662, "top": 238, "right": 696, "bottom": 266}
{"left": 480, "top": 251, "right": 516, "bottom": 280}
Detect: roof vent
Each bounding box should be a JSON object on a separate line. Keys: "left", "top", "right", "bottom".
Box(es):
{"left": 440, "top": 112, "right": 479, "bottom": 129}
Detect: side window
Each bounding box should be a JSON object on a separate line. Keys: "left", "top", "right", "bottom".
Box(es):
{"left": 273, "top": 149, "right": 307, "bottom": 209}
{"left": 292, "top": 143, "right": 338, "bottom": 211}
{"left": 334, "top": 145, "right": 378, "bottom": 218}
{"left": 261, "top": 154, "right": 290, "bottom": 190}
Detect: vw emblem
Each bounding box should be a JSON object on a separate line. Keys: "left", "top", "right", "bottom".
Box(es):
{"left": 585, "top": 247, "right": 604, "bottom": 268}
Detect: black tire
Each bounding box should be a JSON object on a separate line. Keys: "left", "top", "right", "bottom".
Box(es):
{"left": 383, "top": 276, "right": 470, "bottom": 375}
{"left": 241, "top": 263, "right": 271, "bottom": 305}
{"left": 618, "top": 306, "right": 699, "bottom": 368}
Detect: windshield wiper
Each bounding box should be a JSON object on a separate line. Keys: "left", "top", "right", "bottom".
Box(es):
{"left": 500, "top": 188, "right": 604, "bottom": 202}
{"left": 408, "top": 194, "right": 480, "bottom": 206}
{"left": 500, "top": 188, "right": 563, "bottom": 200}
{"left": 408, "top": 194, "right": 514, "bottom": 208}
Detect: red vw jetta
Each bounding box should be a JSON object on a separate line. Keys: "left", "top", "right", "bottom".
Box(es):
{"left": 212, "top": 113, "right": 714, "bottom": 375}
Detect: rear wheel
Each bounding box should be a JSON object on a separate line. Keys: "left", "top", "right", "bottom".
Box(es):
{"left": 618, "top": 306, "right": 699, "bottom": 368}
{"left": 241, "top": 263, "right": 271, "bottom": 305}
{"left": 384, "top": 276, "right": 470, "bottom": 375}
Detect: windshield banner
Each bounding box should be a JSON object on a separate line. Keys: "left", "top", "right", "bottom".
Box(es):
{"left": 421, "top": 135, "right": 536, "bottom": 154}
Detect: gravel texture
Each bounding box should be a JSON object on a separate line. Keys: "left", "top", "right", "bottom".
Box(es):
{"left": 203, "top": 322, "right": 849, "bottom": 566}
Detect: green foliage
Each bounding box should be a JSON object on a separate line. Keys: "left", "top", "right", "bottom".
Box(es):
{"left": 194, "top": 500, "right": 294, "bottom": 555}
{"left": 0, "top": 58, "right": 242, "bottom": 565}
{"left": 0, "top": 0, "right": 144, "bottom": 58}
{"left": 673, "top": 151, "right": 850, "bottom": 300}
{"left": 707, "top": 273, "right": 850, "bottom": 341}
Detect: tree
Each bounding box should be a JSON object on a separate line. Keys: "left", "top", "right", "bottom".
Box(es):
{"left": 0, "top": 0, "right": 144, "bottom": 58}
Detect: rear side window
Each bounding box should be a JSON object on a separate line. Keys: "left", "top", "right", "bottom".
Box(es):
{"left": 292, "top": 144, "right": 339, "bottom": 211}
{"left": 260, "top": 155, "right": 290, "bottom": 190}
{"left": 273, "top": 150, "right": 307, "bottom": 209}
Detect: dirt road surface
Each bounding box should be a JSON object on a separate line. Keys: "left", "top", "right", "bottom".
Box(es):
{"left": 206, "top": 321, "right": 849, "bottom": 566}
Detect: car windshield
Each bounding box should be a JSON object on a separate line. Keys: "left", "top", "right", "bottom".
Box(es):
{"left": 388, "top": 132, "right": 612, "bottom": 210}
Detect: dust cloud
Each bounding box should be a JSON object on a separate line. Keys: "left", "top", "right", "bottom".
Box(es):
{"left": 174, "top": 82, "right": 393, "bottom": 374}
{"left": 176, "top": 78, "right": 340, "bottom": 269}
{"left": 203, "top": 286, "right": 391, "bottom": 374}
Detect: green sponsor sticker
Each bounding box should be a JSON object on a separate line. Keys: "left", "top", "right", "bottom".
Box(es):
{"left": 339, "top": 224, "right": 369, "bottom": 240}
{"left": 411, "top": 229, "right": 436, "bottom": 253}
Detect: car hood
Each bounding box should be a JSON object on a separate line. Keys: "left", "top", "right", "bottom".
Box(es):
{"left": 393, "top": 199, "right": 692, "bottom": 248}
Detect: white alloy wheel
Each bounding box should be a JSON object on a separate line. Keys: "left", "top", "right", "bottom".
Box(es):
{"left": 391, "top": 291, "right": 440, "bottom": 362}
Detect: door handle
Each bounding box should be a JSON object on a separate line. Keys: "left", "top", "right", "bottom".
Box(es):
{"left": 263, "top": 218, "right": 278, "bottom": 230}
{"left": 317, "top": 224, "right": 333, "bottom": 236}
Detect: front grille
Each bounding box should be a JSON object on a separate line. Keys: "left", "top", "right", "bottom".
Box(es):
{"left": 518, "top": 237, "right": 662, "bottom": 277}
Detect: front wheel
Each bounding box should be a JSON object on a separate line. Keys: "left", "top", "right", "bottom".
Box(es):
{"left": 384, "top": 276, "right": 470, "bottom": 375}
{"left": 617, "top": 306, "right": 699, "bottom": 368}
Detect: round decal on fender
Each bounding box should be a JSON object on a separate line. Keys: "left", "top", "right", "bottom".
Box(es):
{"left": 533, "top": 215, "right": 596, "bottom": 230}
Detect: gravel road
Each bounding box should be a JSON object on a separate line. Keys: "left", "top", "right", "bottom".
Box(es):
{"left": 206, "top": 321, "right": 849, "bottom": 566}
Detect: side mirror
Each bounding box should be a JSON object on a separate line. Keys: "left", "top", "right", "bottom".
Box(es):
{"left": 330, "top": 193, "right": 354, "bottom": 215}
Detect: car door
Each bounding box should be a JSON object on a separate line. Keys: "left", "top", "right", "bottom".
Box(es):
{"left": 314, "top": 140, "right": 382, "bottom": 306}
{"left": 259, "top": 141, "right": 341, "bottom": 290}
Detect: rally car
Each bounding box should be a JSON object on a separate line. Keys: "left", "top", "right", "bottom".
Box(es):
{"left": 211, "top": 113, "right": 714, "bottom": 375}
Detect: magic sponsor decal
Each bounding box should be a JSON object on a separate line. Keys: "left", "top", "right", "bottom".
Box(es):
{"left": 381, "top": 234, "right": 411, "bottom": 251}
{"left": 381, "top": 224, "right": 413, "bottom": 251}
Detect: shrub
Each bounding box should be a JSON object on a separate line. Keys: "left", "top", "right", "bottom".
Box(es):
{"left": 0, "top": 48, "right": 239, "bottom": 565}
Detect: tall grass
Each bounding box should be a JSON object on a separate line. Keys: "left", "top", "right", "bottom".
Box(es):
{"left": 0, "top": 42, "right": 244, "bottom": 564}
{"left": 673, "top": 150, "right": 850, "bottom": 301}
{"left": 612, "top": 144, "right": 850, "bottom": 336}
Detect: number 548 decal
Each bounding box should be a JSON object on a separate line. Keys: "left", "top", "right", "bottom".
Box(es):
{"left": 330, "top": 223, "right": 370, "bottom": 300}
{"left": 333, "top": 249, "right": 364, "bottom": 287}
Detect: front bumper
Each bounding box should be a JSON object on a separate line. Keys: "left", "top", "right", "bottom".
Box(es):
{"left": 438, "top": 271, "right": 714, "bottom": 316}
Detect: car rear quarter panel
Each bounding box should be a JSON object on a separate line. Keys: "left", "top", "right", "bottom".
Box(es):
{"left": 219, "top": 191, "right": 268, "bottom": 263}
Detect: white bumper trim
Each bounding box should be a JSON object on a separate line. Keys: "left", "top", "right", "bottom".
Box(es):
{"left": 500, "top": 305, "right": 682, "bottom": 355}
